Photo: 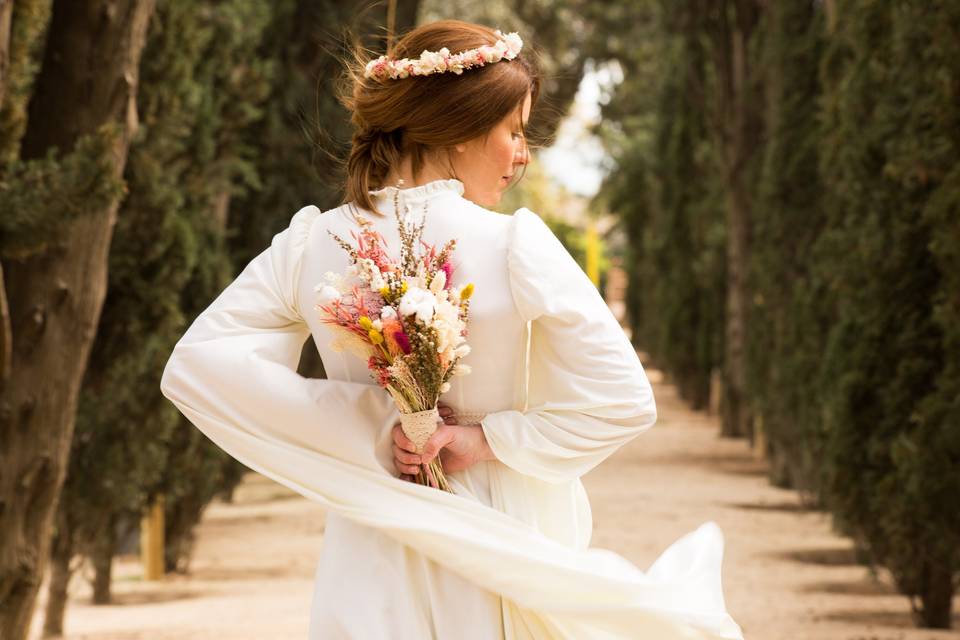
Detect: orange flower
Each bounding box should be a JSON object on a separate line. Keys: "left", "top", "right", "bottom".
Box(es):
{"left": 381, "top": 319, "right": 410, "bottom": 356}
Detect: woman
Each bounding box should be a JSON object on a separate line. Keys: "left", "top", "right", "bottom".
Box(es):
{"left": 161, "top": 19, "right": 743, "bottom": 640}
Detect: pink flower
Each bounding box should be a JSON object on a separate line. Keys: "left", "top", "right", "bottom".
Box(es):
{"left": 367, "top": 355, "right": 392, "bottom": 386}
{"left": 392, "top": 328, "right": 412, "bottom": 355}
{"left": 441, "top": 261, "right": 454, "bottom": 288}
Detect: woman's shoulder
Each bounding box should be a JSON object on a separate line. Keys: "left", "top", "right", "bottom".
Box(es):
{"left": 456, "top": 196, "right": 513, "bottom": 220}
{"left": 266, "top": 204, "right": 323, "bottom": 256}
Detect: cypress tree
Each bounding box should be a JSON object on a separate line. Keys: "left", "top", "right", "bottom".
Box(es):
{"left": 747, "top": 1, "right": 827, "bottom": 489}
{"left": 44, "top": 3, "right": 274, "bottom": 631}
{"left": 604, "top": 1, "right": 725, "bottom": 410}
{"left": 157, "top": 0, "right": 423, "bottom": 572}
{"left": 0, "top": 2, "right": 155, "bottom": 637}
{"left": 817, "top": 1, "right": 959, "bottom": 627}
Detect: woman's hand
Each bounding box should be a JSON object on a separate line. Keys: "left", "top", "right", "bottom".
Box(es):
{"left": 392, "top": 403, "right": 494, "bottom": 483}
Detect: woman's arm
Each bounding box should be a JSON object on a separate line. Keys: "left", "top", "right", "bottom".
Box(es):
{"left": 161, "top": 206, "right": 401, "bottom": 476}
{"left": 478, "top": 208, "right": 657, "bottom": 484}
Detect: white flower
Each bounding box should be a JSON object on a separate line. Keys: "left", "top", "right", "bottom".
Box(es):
{"left": 429, "top": 270, "right": 446, "bottom": 294}
{"left": 499, "top": 31, "right": 523, "bottom": 57}
{"left": 431, "top": 298, "right": 461, "bottom": 352}
{"left": 440, "top": 382, "right": 451, "bottom": 393}
{"left": 454, "top": 344, "right": 471, "bottom": 358}
{"left": 452, "top": 363, "right": 472, "bottom": 376}
{"left": 412, "top": 262, "right": 428, "bottom": 289}
{"left": 324, "top": 271, "right": 349, "bottom": 294}
{"left": 314, "top": 283, "right": 341, "bottom": 305}
{"left": 479, "top": 46, "right": 498, "bottom": 63}
{"left": 355, "top": 258, "right": 380, "bottom": 283}
{"left": 372, "top": 319, "right": 383, "bottom": 331}
{"left": 371, "top": 274, "right": 385, "bottom": 290}
{"left": 398, "top": 287, "right": 436, "bottom": 323}
{"left": 419, "top": 49, "right": 448, "bottom": 74}
{"left": 380, "top": 305, "right": 397, "bottom": 320}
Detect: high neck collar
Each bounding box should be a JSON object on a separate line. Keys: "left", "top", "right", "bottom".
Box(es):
{"left": 368, "top": 178, "right": 465, "bottom": 209}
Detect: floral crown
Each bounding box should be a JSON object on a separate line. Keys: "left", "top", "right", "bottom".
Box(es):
{"left": 364, "top": 30, "right": 523, "bottom": 81}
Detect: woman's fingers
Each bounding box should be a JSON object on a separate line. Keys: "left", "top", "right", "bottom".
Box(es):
{"left": 392, "top": 423, "right": 418, "bottom": 453}
{"left": 397, "top": 462, "right": 420, "bottom": 476}
{"left": 393, "top": 444, "right": 420, "bottom": 466}
{"left": 421, "top": 425, "right": 455, "bottom": 466}
{"left": 436, "top": 403, "right": 457, "bottom": 424}
{"left": 392, "top": 436, "right": 421, "bottom": 476}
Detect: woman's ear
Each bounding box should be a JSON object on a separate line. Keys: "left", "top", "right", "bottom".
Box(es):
{"left": 454, "top": 143, "right": 467, "bottom": 153}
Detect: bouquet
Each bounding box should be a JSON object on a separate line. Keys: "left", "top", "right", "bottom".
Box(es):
{"left": 314, "top": 196, "right": 474, "bottom": 493}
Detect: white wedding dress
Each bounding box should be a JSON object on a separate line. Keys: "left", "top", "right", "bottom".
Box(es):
{"left": 161, "top": 178, "right": 743, "bottom": 639}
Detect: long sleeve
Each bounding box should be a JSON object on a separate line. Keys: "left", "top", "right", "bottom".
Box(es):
{"left": 160, "top": 205, "right": 400, "bottom": 476}
{"left": 480, "top": 208, "right": 657, "bottom": 483}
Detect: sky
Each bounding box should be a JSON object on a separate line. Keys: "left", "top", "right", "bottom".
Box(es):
{"left": 538, "top": 61, "right": 622, "bottom": 198}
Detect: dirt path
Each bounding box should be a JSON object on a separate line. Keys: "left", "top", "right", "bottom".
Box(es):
{"left": 34, "top": 367, "right": 958, "bottom": 639}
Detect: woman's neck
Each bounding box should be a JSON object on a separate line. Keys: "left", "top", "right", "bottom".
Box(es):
{"left": 382, "top": 153, "right": 453, "bottom": 189}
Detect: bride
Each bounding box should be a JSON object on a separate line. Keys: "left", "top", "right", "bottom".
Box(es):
{"left": 161, "top": 19, "right": 743, "bottom": 640}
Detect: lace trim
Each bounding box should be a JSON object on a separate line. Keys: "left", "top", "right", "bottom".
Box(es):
{"left": 368, "top": 178, "right": 465, "bottom": 204}
{"left": 453, "top": 411, "right": 487, "bottom": 426}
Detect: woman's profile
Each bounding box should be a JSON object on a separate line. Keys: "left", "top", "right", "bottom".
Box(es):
{"left": 161, "top": 19, "right": 743, "bottom": 640}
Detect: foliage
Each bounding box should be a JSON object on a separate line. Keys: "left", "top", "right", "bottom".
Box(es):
{"left": 745, "top": 0, "right": 827, "bottom": 490}
{"left": 815, "top": 1, "right": 960, "bottom": 626}
{"left": 0, "top": 126, "right": 125, "bottom": 258}
{"left": 58, "top": 0, "right": 273, "bottom": 598}
{"left": 0, "top": 0, "right": 51, "bottom": 164}
{"left": 599, "top": 1, "right": 725, "bottom": 409}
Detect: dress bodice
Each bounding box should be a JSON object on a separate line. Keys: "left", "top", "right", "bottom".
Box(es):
{"left": 299, "top": 179, "right": 527, "bottom": 422}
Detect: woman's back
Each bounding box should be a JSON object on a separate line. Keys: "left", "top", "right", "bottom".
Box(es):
{"left": 303, "top": 180, "right": 527, "bottom": 424}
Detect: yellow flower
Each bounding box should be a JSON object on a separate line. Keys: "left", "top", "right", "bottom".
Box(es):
{"left": 358, "top": 316, "right": 373, "bottom": 330}
{"left": 400, "top": 281, "right": 409, "bottom": 293}
{"left": 380, "top": 286, "right": 390, "bottom": 298}
{"left": 460, "top": 283, "right": 474, "bottom": 300}
{"left": 368, "top": 329, "right": 384, "bottom": 344}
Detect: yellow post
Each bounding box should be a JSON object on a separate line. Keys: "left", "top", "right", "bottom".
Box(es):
{"left": 140, "top": 494, "right": 165, "bottom": 580}
{"left": 585, "top": 222, "right": 600, "bottom": 287}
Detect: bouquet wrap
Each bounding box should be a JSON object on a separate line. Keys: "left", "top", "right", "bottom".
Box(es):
{"left": 400, "top": 407, "right": 441, "bottom": 453}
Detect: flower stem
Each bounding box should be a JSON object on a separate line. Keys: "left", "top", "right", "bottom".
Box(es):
{"left": 416, "top": 458, "right": 454, "bottom": 493}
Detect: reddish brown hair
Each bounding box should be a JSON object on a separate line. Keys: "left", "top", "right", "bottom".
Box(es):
{"left": 339, "top": 20, "right": 540, "bottom": 213}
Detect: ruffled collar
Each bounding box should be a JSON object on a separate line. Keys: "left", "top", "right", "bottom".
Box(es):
{"left": 368, "top": 178, "right": 464, "bottom": 208}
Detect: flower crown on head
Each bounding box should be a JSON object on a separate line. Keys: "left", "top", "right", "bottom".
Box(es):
{"left": 364, "top": 30, "right": 523, "bottom": 81}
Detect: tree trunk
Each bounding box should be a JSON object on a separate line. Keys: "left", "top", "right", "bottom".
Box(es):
{"left": 0, "top": 0, "right": 14, "bottom": 386}
{"left": 917, "top": 558, "right": 953, "bottom": 629}
{"left": 0, "top": 262, "right": 10, "bottom": 384}
{"left": 0, "top": 0, "right": 13, "bottom": 107}
{"left": 721, "top": 179, "right": 752, "bottom": 438}
{"left": 0, "top": 2, "right": 155, "bottom": 639}
{"left": 41, "top": 527, "right": 74, "bottom": 638}
{"left": 710, "top": 0, "right": 763, "bottom": 439}
{"left": 90, "top": 526, "right": 114, "bottom": 605}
